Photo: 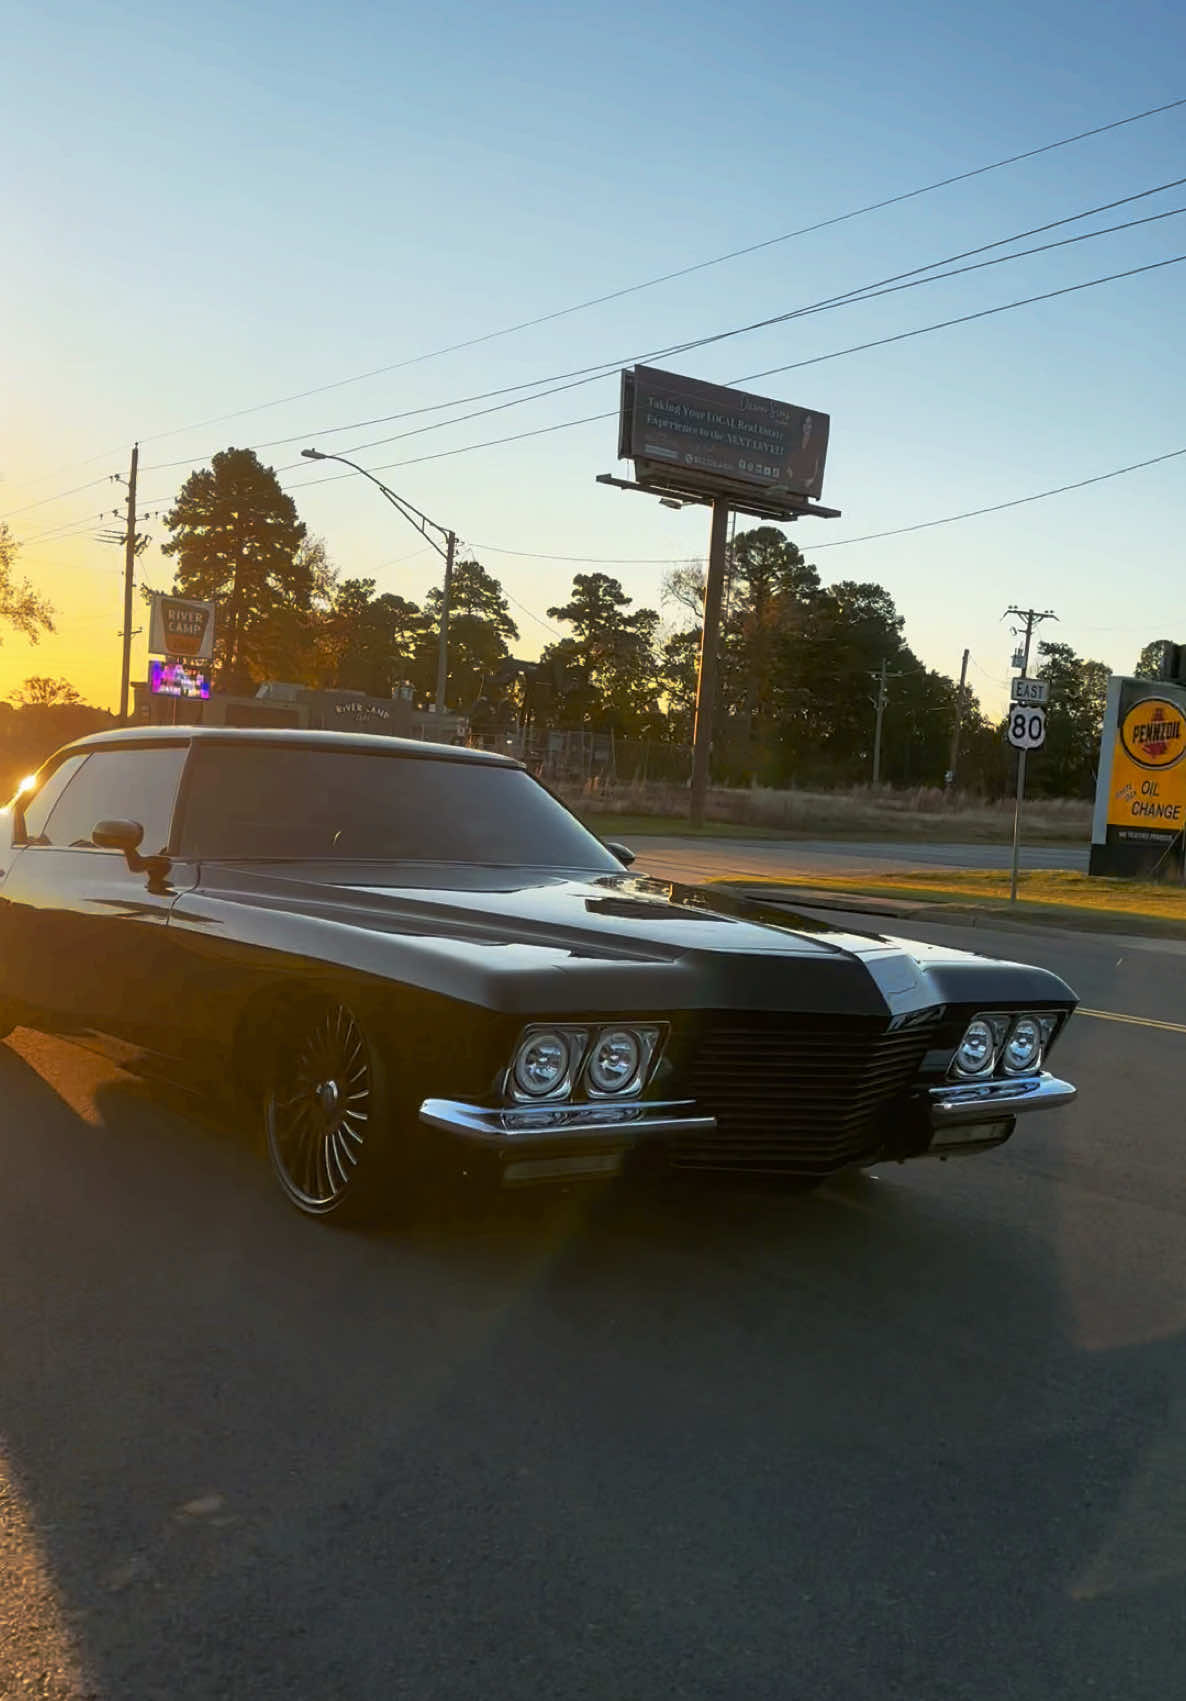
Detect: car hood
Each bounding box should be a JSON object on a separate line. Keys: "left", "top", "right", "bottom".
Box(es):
{"left": 202, "top": 860, "right": 888, "bottom": 956}
{"left": 182, "top": 859, "right": 1076, "bottom": 1019}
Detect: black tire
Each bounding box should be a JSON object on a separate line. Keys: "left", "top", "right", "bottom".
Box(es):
{"left": 264, "top": 995, "right": 403, "bottom": 1223}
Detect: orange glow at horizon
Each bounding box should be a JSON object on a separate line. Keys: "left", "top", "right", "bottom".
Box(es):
{"left": 0, "top": 528, "right": 151, "bottom": 712}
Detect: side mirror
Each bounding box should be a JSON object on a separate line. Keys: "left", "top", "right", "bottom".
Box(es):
{"left": 92, "top": 818, "right": 171, "bottom": 887}
{"left": 605, "top": 840, "right": 636, "bottom": 868}
{"left": 92, "top": 818, "right": 144, "bottom": 855}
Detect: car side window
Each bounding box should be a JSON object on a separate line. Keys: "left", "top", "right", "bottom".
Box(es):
{"left": 38, "top": 746, "right": 189, "bottom": 855}
{"left": 19, "top": 754, "right": 90, "bottom": 842}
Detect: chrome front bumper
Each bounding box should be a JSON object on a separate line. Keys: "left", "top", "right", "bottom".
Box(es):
{"left": 928, "top": 1072, "right": 1076, "bottom": 1128}
{"left": 419, "top": 1097, "right": 716, "bottom": 1148}
{"left": 418, "top": 1071, "right": 1074, "bottom": 1169}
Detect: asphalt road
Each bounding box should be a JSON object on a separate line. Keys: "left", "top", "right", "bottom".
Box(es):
{"left": 4, "top": 916, "right": 1185, "bottom": 1700}
{"left": 633, "top": 835, "right": 1090, "bottom": 885}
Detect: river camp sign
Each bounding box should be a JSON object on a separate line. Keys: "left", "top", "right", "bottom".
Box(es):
{"left": 148, "top": 594, "right": 216, "bottom": 661}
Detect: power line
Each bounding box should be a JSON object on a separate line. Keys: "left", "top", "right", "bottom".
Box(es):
{"left": 497, "top": 588, "right": 566, "bottom": 640}
{"left": 467, "top": 444, "right": 1186, "bottom": 571}
{"left": 0, "top": 476, "right": 116, "bottom": 524}
{"left": 809, "top": 446, "right": 1186, "bottom": 549}
{"left": 275, "top": 254, "right": 1186, "bottom": 488}
{"left": 302, "top": 201, "right": 1186, "bottom": 465}
{"left": 11, "top": 96, "right": 1184, "bottom": 502}
{"left": 473, "top": 544, "right": 699, "bottom": 564}
{"left": 732, "top": 254, "right": 1186, "bottom": 387}
{"left": 15, "top": 512, "right": 117, "bottom": 547}
{"left": 118, "top": 94, "right": 1186, "bottom": 449}
{"left": 138, "top": 176, "right": 1186, "bottom": 478}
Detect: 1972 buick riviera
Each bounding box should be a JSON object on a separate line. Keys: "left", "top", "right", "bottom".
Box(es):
{"left": 0, "top": 728, "right": 1076, "bottom": 1220}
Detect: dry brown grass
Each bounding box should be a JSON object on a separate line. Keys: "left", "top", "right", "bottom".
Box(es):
{"left": 715, "top": 868, "right": 1186, "bottom": 929}
{"left": 565, "top": 780, "right": 1092, "bottom": 843}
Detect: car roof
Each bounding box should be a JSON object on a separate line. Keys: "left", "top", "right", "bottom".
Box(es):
{"left": 60, "top": 726, "right": 522, "bottom": 768}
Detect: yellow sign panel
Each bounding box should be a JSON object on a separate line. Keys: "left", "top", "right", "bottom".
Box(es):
{"left": 1108, "top": 694, "right": 1186, "bottom": 831}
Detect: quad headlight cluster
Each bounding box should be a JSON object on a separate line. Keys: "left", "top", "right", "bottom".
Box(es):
{"left": 508, "top": 1024, "right": 661, "bottom": 1102}
{"left": 949, "top": 1012, "right": 1058, "bottom": 1081}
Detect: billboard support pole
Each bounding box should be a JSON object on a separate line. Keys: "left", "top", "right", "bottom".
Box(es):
{"left": 690, "top": 496, "right": 730, "bottom": 828}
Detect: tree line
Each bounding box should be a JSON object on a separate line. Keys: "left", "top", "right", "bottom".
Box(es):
{"left": 2, "top": 451, "right": 1181, "bottom": 800}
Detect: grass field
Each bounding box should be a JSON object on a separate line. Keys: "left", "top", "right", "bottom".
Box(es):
{"left": 712, "top": 868, "right": 1186, "bottom": 934}
{"left": 580, "top": 813, "right": 786, "bottom": 841}
{"left": 568, "top": 782, "right": 1092, "bottom": 844}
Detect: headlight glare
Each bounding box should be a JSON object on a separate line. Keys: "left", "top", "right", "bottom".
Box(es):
{"left": 512, "top": 1031, "right": 571, "bottom": 1098}
{"left": 587, "top": 1029, "right": 643, "bottom": 1095}
{"left": 953, "top": 1018, "right": 998, "bottom": 1078}
{"left": 1003, "top": 1016, "right": 1043, "bottom": 1075}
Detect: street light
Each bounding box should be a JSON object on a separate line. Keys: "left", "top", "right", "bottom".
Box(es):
{"left": 301, "top": 448, "right": 457, "bottom": 715}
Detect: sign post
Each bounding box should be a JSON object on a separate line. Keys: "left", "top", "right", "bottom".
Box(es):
{"left": 690, "top": 497, "right": 730, "bottom": 826}
{"left": 1006, "top": 702, "right": 1047, "bottom": 902}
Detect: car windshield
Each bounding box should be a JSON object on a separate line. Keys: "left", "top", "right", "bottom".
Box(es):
{"left": 178, "top": 743, "right": 622, "bottom": 869}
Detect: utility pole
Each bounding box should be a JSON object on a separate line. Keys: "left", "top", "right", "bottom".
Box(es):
{"left": 870, "top": 659, "right": 910, "bottom": 787}
{"left": 1004, "top": 605, "right": 1057, "bottom": 901}
{"left": 871, "top": 660, "right": 888, "bottom": 786}
{"left": 948, "top": 647, "right": 969, "bottom": 787}
{"left": 118, "top": 443, "right": 139, "bottom": 721}
{"left": 434, "top": 529, "right": 456, "bottom": 716}
{"left": 689, "top": 496, "right": 730, "bottom": 827}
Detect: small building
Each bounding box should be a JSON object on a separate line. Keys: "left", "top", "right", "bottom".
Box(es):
{"left": 132, "top": 679, "right": 474, "bottom": 745}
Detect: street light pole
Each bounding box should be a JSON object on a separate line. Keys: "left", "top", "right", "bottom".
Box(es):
{"left": 301, "top": 448, "right": 456, "bottom": 714}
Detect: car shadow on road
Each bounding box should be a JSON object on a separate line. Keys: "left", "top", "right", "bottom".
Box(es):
{"left": 3, "top": 1036, "right": 1185, "bottom": 1700}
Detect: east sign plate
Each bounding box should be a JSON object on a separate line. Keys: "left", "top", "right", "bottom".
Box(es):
{"left": 1009, "top": 677, "right": 1049, "bottom": 705}
{"left": 1007, "top": 706, "right": 1046, "bottom": 750}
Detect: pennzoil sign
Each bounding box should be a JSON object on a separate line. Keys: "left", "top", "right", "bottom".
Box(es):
{"left": 148, "top": 594, "right": 216, "bottom": 660}
{"left": 1119, "top": 697, "right": 1186, "bottom": 770}
{"left": 1090, "top": 674, "right": 1186, "bottom": 879}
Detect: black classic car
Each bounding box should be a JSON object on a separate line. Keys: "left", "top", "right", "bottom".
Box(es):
{"left": 0, "top": 728, "right": 1076, "bottom": 1220}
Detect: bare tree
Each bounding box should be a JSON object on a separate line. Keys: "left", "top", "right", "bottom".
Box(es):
{"left": 0, "top": 524, "right": 55, "bottom": 644}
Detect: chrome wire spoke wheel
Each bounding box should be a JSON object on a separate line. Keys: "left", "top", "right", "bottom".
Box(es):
{"left": 266, "top": 1000, "right": 374, "bottom": 1215}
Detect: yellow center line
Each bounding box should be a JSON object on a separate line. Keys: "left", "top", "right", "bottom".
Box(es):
{"left": 1078, "top": 1007, "right": 1186, "bottom": 1035}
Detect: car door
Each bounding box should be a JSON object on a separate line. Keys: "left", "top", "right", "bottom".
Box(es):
{"left": 0, "top": 740, "right": 191, "bottom": 1051}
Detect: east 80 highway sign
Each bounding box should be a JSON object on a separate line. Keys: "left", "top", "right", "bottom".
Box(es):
{"left": 1008, "top": 706, "right": 1047, "bottom": 750}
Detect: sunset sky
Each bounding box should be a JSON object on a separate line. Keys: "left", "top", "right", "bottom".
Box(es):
{"left": 3, "top": 0, "right": 1184, "bottom": 714}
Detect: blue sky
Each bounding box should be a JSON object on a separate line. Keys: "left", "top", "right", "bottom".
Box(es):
{"left": 3, "top": 0, "right": 1184, "bottom": 714}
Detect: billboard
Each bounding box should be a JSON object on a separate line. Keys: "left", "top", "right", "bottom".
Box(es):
{"left": 1090, "top": 676, "right": 1186, "bottom": 878}
{"left": 149, "top": 658, "right": 211, "bottom": 699}
{"left": 619, "top": 365, "right": 829, "bottom": 502}
{"left": 148, "top": 594, "right": 216, "bottom": 659}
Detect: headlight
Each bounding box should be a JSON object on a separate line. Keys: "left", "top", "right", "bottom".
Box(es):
{"left": 587, "top": 1029, "right": 643, "bottom": 1095}
{"left": 1002, "top": 1016, "right": 1043, "bottom": 1075}
{"left": 512, "top": 1031, "right": 572, "bottom": 1098}
{"left": 953, "top": 1018, "right": 999, "bottom": 1078}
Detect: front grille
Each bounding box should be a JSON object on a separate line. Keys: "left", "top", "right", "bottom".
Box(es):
{"left": 673, "top": 1013, "right": 936, "bottom": 1174}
